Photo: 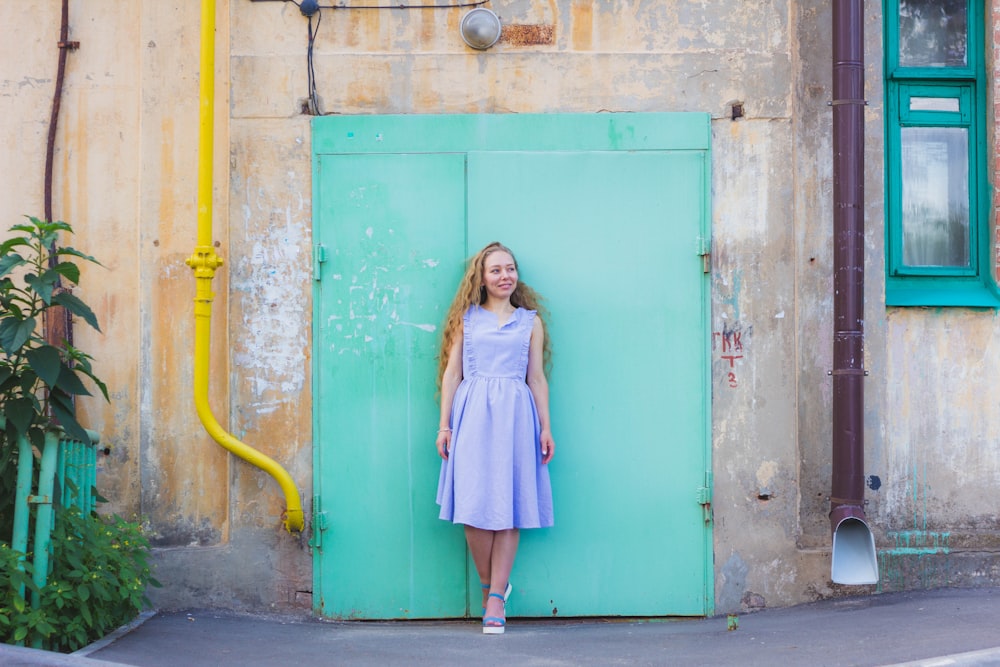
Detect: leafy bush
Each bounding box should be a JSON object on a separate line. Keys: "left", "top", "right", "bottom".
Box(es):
{"left": 0, "top": 217, "right": 152, "bottom": 652}
{"left": 0, "top": 216, "right": 106, "bottom": 440}
{"left": 0, "top": 548, "right": 49, "bottom": 644}
{"left": 0, "top": 507, "right": 159, "bottom": 651}
{"left": 0, "top": 216, "right": 107, "bottom": 554}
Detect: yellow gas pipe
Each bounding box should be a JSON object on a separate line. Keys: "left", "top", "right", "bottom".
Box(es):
{"left": 186, "top": 0, "right": 304, "bottom": 533}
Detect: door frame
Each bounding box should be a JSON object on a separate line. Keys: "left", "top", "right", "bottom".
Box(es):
{"left": 311, "top": 113, "right": 714, "bottom": 617}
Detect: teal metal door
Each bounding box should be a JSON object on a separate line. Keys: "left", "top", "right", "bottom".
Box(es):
{"left": 313, "top": 114, "right": 712, "bottom": 619}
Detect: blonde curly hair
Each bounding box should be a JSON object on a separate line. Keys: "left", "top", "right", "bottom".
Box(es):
{"left": 436, "top": 241, "right": 550, "bottom": 386}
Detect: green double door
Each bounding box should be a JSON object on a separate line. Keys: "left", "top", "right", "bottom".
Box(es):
{"left": 312, "top": 114, "right": 712, "bottom": 619}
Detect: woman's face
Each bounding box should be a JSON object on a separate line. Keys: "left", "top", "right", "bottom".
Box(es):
{"left": 481, "top": 251, "right": 518, "bottom": 302}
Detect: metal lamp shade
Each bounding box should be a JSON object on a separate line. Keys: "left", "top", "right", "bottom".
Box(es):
{"left": 460, "top": 8, "right": 502, "bottom": 50}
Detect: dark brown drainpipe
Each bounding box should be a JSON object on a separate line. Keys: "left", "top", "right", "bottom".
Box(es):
{"left": 44, "top": 0, "right": 77, "bottom": 357}
{"left": 829, "top": 0, "right": 878, "bottom": 585}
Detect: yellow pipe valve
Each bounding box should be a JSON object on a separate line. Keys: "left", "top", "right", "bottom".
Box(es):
{"left": 185, "top": 245, "right": 225, "bottom": 279}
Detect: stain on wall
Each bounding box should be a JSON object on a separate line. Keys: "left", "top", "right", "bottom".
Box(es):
{"left": 502, "top": 24, "right": 555, "bottom": 47}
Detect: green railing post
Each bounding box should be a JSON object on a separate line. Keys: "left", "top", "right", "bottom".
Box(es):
{"left": 12, "top": 433, "right": 34, "bottom": 595}
{"left": 86, "top": 434, "right": 98, "bottom": 514}
{"left": 56, "top": 437, "right": 67, "bottom": 511}
{"left": 28, "top": 432, "right": 59, "bottom": 648}
{"left": 30, "top": 432, "right": 60, "bottom": 598}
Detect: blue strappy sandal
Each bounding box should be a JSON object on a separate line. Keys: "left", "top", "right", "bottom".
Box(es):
{"left": 480, "top": 581, "right": 513, "bottom": 614}
{"left": 482, "top": 592, "right": 506, "bottom": 634}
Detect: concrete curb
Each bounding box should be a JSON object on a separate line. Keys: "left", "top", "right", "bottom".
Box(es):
{"left": 71, "top": 611, "right": 158, "bottom": 658}
{"left": 0, "top": 643, "right": 134, "bottom": 667}
{"left": 883, "top": 647, "right": 1000, "bottom": 667}
{"left": 0, "top": 610, "right": 156, "bottom": 667}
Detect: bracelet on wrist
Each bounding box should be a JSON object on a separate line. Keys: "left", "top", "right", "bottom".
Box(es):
{"left": 437, "top": 428, "right": 452, "bottom": 433}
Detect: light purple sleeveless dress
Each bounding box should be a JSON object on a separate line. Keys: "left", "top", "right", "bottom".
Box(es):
{"left": 436, "top": 305, "right": 554, "bottom": 530}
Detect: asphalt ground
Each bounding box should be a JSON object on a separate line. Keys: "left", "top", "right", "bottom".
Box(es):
{"left": 2, "top": 587, "right": 999, "bottom": 666}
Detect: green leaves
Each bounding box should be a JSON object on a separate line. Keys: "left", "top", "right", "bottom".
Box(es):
{"left": 0, "top": 252, "right": 26, "bottom": 278}
{"left": 26, "top": 346, "right": 61, "bottom": 387}
{"left": 0, "top": 215, "right": 108, "bottom": 537}
{"left": 49, "top": 390, "right": 91, "bottom": 444}
{"left": 24, "top": 271, "right": 60, "bottom": 305}
{"left": 51, "top": 262, "right": 81, "bottom": 285}
{"left": 0, "top": 316, "right": 37, "bottom": 355}
{"left": 4, "top": 397, "right": 36, "bottom": 436}
{"left": 0, "top": 545, "right": 46, "bottom": 646}
{"left": 55, "top": 247, "right": 100, "bottom": 266}
{"left": 1, "top": 508, "right": 157, "bottom": 652}
{"left": 52, "top": 292, "right": 100, "bottom": 332}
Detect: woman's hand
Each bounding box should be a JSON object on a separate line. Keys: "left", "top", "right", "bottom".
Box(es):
{"left": 540, "top": 429, "right": 555, "bottom": 464}
{"left": 436, "top": 429, "right": 452, "bottom": 459}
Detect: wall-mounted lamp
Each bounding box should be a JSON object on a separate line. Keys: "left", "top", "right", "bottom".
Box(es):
{"left": 460, "top": 8, "right": 502, "bottom": 50}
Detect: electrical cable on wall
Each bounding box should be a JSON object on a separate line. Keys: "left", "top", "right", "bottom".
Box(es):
{"left": 252, "top": 0, "right": 488, "bottom": 9}
{"left": 305, "top": 5, "right": 321, "bottom": 114}
{"left": 250, "top": 0, "right": 493, "bottom": 115}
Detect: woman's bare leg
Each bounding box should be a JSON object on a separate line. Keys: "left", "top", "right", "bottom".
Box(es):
{"left": 484, "top": 528, "right": 519, "bottom": 625}
{"left": 466, "top": 526, "right": 520, "bottom": 619}
{"left": 465, "top": 526, "right": 495, "bottom": 609}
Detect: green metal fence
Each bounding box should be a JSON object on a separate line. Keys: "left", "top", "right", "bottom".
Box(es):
{"left": 56, "top": 431, "right": 100, "bottom": 517}
{"left": 8, "top": 423, "right": 100, "bottom": 610}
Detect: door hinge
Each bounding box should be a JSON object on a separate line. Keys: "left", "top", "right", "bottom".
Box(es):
{"left": 696, "top": 237, "right": 711, "bottom": 274}
{"left": 313, "top": 244, "right": 327, "bottom": 281}
{"left": 696, "top": 471, "right": 713, "bottom": 524}
{"left": 309, "top": 494, "right": 328, "bottom": 549}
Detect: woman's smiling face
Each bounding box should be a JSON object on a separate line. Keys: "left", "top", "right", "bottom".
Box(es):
{"left": 482, "top": 250, "right": 518, "bottom": 301}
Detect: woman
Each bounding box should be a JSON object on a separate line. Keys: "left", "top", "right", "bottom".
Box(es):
{"left": 435, "top": 241, "right": 555, "bottom": 635}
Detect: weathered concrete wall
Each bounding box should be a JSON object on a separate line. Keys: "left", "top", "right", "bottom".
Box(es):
{"left": 1, "top": 1, "right": 312, "bottom": 612}
{"left": 2, "top": 0, "right": 999, "bottom": 615}
{"left": 139, "top": 0, "right": 314, "bottom": 610}
{"left": 877, "top": 309, "right": 1000, "bottom": 588}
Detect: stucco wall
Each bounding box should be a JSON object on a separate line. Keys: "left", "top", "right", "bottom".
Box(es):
{"left": 2, "top": 0, "right": 998, "bottom": 615}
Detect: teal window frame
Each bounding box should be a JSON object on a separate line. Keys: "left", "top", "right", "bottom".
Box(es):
{"left": 884, "top": 1, "right": 1000, "bottom": 306}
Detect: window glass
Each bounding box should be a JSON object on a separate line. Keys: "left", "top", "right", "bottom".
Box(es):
{"left": 900, "top": 126, "right": 970, "bottom": 267}
{"left": 909, "top": 96, "right": 960, "bottom": 112}
{"left": 898, "top": 0, "right": 968, "bottom": 68}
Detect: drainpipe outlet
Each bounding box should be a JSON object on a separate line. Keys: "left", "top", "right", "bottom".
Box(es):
{"left": 831, "top": 507, "right": 878, "bottom": 585}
